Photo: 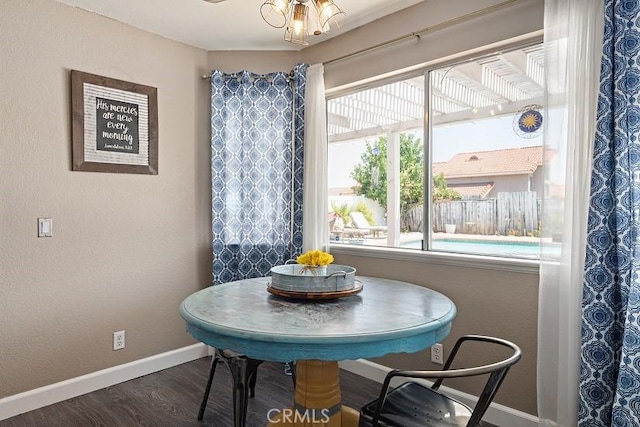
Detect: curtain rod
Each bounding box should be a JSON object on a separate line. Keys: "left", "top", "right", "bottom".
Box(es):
{"left": 201, "top": 70, "right": 295, "bottom": 80}
{"left": 323, "top": 0, "right": 522, "bottom": 66}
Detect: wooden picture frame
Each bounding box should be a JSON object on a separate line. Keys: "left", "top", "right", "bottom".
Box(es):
{"left": 71, "top": 70, "right": 158, "bottom": 174}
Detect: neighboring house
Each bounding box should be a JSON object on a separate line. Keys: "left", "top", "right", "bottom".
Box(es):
{"left": 432, "top": 145, "right": 547, "bottom": 199}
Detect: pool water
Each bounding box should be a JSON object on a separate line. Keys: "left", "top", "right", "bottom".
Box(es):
{"left": 402, "top": 238, "right": 559, "bottom": 259}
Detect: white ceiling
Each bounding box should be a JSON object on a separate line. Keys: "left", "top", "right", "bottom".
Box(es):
{"left": 51, "top": 0, "right": 423, "bottom": 51}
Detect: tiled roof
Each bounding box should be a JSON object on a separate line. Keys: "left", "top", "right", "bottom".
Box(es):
{"left": 448, "top": 182, "right": 494, "bottom": 199}
{"left": 432, "top": 145, "right": 544, "bottom": 178}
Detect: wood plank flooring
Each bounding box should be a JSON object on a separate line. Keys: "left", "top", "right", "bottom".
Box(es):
{"left": 1, "top": 358, "right": 381, "bottom": 427}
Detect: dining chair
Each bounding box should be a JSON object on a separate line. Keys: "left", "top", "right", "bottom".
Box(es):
{"left": 359, "top": 335, "right": 522, "bottom": 427}
{"left": 198, "top": 349, "right": 296, "bottom": 426}
{"left": 197, "top": 349, "right": 262, "bottom": 425}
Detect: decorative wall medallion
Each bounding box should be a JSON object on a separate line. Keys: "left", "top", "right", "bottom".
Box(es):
{"left": 513, "top": 104, "right": 543, "bottom": 139}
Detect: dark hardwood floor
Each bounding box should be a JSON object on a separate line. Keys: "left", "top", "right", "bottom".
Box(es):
{"left": 1, "top": 358, "right": 381, "bottom": 427}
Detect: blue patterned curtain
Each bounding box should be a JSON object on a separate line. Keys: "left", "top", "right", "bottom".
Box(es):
{"left": 580, "top": 1, "right": 640, "bottom": 424}
{"left": 211, "top": 65, "right": 306, "bottom": 284}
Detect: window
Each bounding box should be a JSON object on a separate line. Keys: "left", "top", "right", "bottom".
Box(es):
{"left": 327, "top": 41, "right": 552, "bottom": 260}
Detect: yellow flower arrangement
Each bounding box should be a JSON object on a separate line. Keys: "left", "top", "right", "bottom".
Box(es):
{"left": 296, "top": 250, "right": 334, "bottom": 267}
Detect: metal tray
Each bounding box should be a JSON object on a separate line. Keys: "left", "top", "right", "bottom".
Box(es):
{"left": 270, "top": 264, "right": 357, "bottom": 292}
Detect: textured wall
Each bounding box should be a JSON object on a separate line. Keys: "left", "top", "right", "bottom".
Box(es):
{"left": 0, "top": 0, "right": 211, "bottom": 397}
{"left": 207, "top": 51, "right": 300, "bottom": 75}
{"left": 300, "top": 0, "right": 544, "bottom": 90}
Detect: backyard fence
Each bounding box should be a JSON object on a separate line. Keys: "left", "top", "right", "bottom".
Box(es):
{"left": 405, "top": 192, "right": 541, "bottom": 236}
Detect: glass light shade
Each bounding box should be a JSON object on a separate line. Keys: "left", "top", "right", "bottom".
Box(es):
{"left": 284, "top": 3, "right": 309, "bottom": 45}
{"left": 261, "top": 0, "right": 291, "bottom": 28}
{"left": 313, "top": 0, "right": 345, "bottom": 32}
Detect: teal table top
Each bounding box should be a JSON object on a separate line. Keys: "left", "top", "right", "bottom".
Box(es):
{"left": 179, "top": 276, "right": 456, "bottom": 362}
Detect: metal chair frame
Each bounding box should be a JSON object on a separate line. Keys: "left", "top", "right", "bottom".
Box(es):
{"left": 361, "top": 335, "right": 522, "bottom": 427}
{"left": 198, "top": 349, "right": 296, "bottom": 427}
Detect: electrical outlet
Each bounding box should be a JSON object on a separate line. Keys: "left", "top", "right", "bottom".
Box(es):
{"left": 431, "top": 343, "right": 443, "bottom": 364}
{"left": 113, "top": 330, "right": 125, "bottom": 351}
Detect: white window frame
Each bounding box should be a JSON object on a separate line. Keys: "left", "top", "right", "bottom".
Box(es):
{"left": 326, "top": 36, "right": 544, "bottom": 275}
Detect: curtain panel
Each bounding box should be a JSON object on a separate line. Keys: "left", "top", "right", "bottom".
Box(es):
{"left": 539, "top": 1, "right": 604, "bottom": 426}
{"left": 211, "top": 65, "right": 307, "bottom": 284}
{"left": 579, "top": 1, "right": 640, "bottom": 425}
{"left": 303, "top": 64, "right": 329, "bottom": 252}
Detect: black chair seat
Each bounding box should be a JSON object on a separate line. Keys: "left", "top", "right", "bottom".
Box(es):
{"left": 359, "top": 335, "right": 521, "bottom": 427}
{"left": 360, "top": 382, "right": 472, "bottom": 426}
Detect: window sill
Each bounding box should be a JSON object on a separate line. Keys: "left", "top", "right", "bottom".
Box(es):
{"left": 329, "top": 244, "right": 540, "bottom": 275}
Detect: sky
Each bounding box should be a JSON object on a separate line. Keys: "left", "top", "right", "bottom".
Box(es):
{"left": 328, "top": 115, "right": 543, "bottom": 189}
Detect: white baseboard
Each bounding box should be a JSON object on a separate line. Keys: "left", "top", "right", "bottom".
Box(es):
{"left": 339, "top": 359, "right": 539, "bottom": 427}
{"left": 0, "top": 343, "right": 209, "bottom": 421}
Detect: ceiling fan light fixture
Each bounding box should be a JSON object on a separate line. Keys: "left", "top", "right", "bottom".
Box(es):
{"left": 261, "top": 0, "right": 292, "bottom": 28}
{"left": 284, "top": 2, "right": 309, "bottom": 45}
{"left": 313, "top": 0, "right": 345, "bottom": 32}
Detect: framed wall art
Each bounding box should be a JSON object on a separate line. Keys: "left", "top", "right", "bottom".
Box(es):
{"left": 71, "top": 70, "right": 158, "bottom": 174}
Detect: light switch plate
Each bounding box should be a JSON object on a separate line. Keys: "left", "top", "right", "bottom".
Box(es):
{"left": 38, "top": 218, "right": 52, "bottom": 237}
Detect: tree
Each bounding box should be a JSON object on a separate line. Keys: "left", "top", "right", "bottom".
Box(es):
{"left": 433, "top": 173, "right": 462, "bottom": 201}
{"left": 350, "top": 134, "right": 424, "bottom": 210}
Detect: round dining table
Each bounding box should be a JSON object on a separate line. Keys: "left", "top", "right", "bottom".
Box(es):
{"left": 179, "top": 275, "right": 456, "bottom": 427}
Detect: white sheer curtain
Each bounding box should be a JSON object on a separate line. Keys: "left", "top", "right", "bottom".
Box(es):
{"left": 302, "top": 64, "right": 329, "bottom": 252}
{"left": 538, "top": 1, "right": 604, "bottom": 426}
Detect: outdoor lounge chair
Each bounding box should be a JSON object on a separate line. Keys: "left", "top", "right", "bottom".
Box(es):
{"left": 350, "top": 211, "right": 387, "bottom": 238}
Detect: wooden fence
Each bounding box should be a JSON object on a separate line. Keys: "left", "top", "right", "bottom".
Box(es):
{"left": 406, "top": 192, "right": 541, "bottom": 235}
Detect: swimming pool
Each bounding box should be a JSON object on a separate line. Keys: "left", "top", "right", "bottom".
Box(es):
{"left": 402, "top": 238, "right": 559, "bottom": 259}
